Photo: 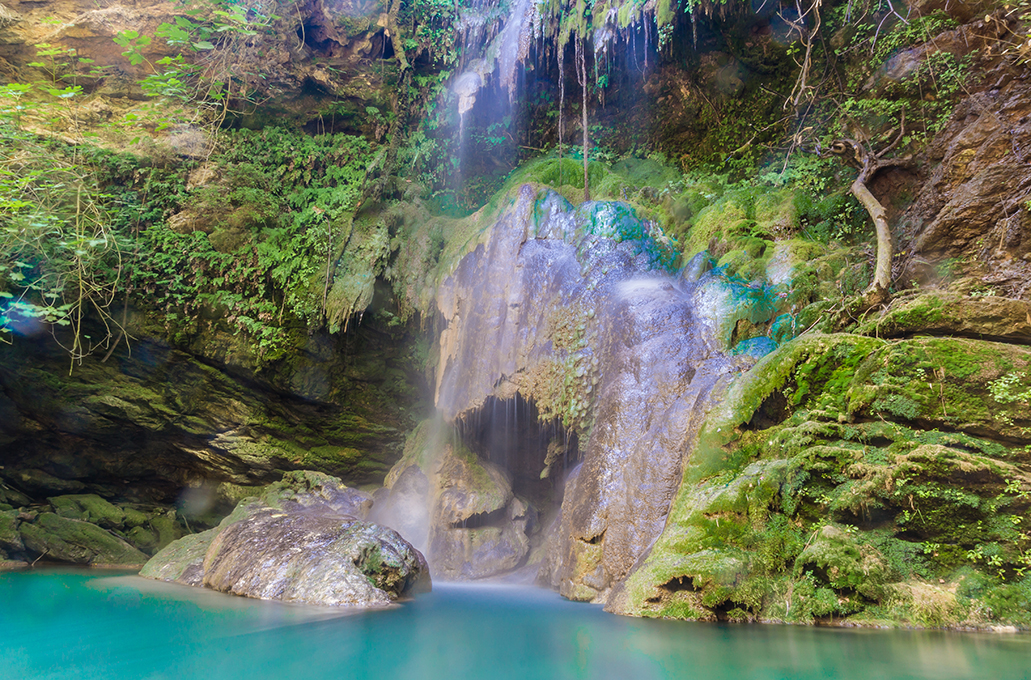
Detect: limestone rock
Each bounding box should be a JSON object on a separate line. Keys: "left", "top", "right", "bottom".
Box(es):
{"left": 0, "top": 484, "right": 30, "bottom": 509}
{"left": 430, "top": 186, "right": 730, "bottom": 599}
{"left": 139, "top": 529, "right": 215, "bottom": 587}
{"left": 376, "top": 414, "right": 544, "bottom": 581}
{"left": 429, "top": 510, "right": 531, "bottom": 580}
{"left": 9, "top": 469, "right": 86, "bottom": 495}
{"left": 434, "top": 453, "right": 512, "bottom": 525}
{"left": 142, "top": 471, "right": 429, "bottom": 607}
{"left": 901, "top": 60, "right": 1031, "bottom": 298}
{"left": 203, "top": 508, "right": 427, "bottom": 606}
{"left": 17, "top": 512, "right": 148, "bottom": 565}
{"left": 372, "top": 463, "right": 430, "bottom": 550}
{"left": 856, "top": 291, "right": 1031, "bottom": 343}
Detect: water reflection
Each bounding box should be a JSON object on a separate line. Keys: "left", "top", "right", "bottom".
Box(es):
{"left": 2, "top": 573, "right": 1028, "bottom": 680}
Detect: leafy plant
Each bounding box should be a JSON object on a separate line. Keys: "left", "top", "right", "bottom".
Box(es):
{"left": 0, "top": 125, "right": 132, "bottom": 369}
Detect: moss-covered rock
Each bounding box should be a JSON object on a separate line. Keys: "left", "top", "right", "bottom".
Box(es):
{"left": 0, "top": 510, "right": 25, "bottom": 558}
{"left": 854, "top": 290, "right": 1031, "bottom": 344}
{"left": 610, "top": 328, "right": 1031, "bottom": 629}
{"left": 139, "top": 529, "right": 217, "bottom": 586}
{"left": 49, "top": 494, "right": 126, "bottom": 529}
{"left": 795, "top": 525, "right": 888, "bottom": 599}
{"left": 18, "top": 513, "right": 148, "bottom": 566}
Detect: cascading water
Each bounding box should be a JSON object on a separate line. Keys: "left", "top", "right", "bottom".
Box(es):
{"left": 375, "top": 184, "right": 750, "bottom": 600}
{"left": 449, "top": 0, "right": 659, "bottom": 198}
{"left": 451, "top": 0, "right": 537, "bottom": 146}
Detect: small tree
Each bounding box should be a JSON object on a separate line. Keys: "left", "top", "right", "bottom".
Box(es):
{"left": 824, "top": 122, "right": 910, "bottom": 307}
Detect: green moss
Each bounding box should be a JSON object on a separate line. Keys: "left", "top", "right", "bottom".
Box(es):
{"left": 795, "top": 525, "right": 888, "bottom": 598}
{"left": 617, "top": 326, "right": 1031, "bottom": 628}
{"left": 982, "top": 580, "right": 1031, "bottom": 624}
{"left": 688, "top": 202, "right": 749, "bottom": 258}
{"left": 19, "top": 513, "right": 148, "bottom": 565}
{"left": 845, "top": 338, "right": 1030, "bottom": 437}
{"left": 48, "top": 494, "right": 125, "bottom": 529}
{"left": 856, "top": 294, "right": 946, "bottom": 337}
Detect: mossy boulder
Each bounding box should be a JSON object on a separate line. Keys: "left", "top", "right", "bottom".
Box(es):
{"left": 845, "top": 337, "right": 1031, "bottom": 440}
{"left": 141, "top": 469, "right": 374, "bottom": 580}
{"left": 18, "top": 513, "right": 148, "bottom": 566}
{"left": 0, "top": 510, "right": 25, "bottom": 558}
{"left": 49, "top": 494, "right": 125, "bottom": 529}
{"left": 611, "top": 329, "right": 1031, "bottom": 629}
{"left": 433, "top": 448, "right": 512, "bottom": 525}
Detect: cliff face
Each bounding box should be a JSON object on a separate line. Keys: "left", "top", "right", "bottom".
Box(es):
{"left": 3, "top": 0, "right": 1031, "bottom": 629}
{"left": 0, "top": 0, "right": 397, "bottom": 138}
{"left": 0, "top": 315, "right": 423, "bottom": 501}
{"left": 377, "top": 186, "right": 738, "bottom": 593}
{"left": 900, "top": 70, "right": 1031, "bottom": 298}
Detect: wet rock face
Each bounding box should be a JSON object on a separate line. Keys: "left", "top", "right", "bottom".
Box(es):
{"left": 142, "top": 471, "right": 429, "bottom": 606}
{"left": 413, "top": 185, "right": 736, "bottom": 598}
{"left": 0, "top": 0, "right": 394, "bottom": 134}
{"left": 375, "top": 423, "right": 540, "bottom": 580}
{"left": 0, "top": 319, "right": 418, "bottom": 506}
{"left": 901, "top": 60, "right": 1031, "bottom": 298}
{"left": 426, "top": 445, "right": 533, "bottom": 580}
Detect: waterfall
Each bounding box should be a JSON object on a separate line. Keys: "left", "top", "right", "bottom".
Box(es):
{"left": 376, "top": 185, "right": 739, "bottom": 600}
{"left": 450, "top": 0, "right": 537, "bottom": 149}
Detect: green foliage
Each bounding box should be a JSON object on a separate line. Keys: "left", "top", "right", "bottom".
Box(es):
{"left": 403, "top": 0, "right": 460, "bottom": 66}
{"left": 825, "top": 8, "right": 972, "bottom": 152}
{"left": 109, "top": 0, "right": 280, "bottom": 133}
{"left": 132, "top": 127, "right": 375, "bottom": 360}
{"left": 988, "top": 372, "right": 1031, "bottom": 406}
{"left": 0, "top": 117, "right": 133, "bottom": 367}
{"left": 872, "top": 12, "right": 960, "bottom": 62}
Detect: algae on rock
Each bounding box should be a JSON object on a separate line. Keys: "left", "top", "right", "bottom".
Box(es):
{"left": 609, "top": 330, "right": 1031, "bottom": 629}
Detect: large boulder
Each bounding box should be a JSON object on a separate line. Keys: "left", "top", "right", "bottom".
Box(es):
{"left": 141, "top": 471, "right": 429, "bottom": 607}
{"left": 374, "top": 419, "right": 541, "bottom": 581}
{"left": 203, "top": 508, "right": 426, "bottom": 606}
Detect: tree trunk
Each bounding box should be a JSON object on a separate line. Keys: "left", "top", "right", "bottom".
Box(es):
{"left": 827, "top": 139, "right": 893, "bottom": 306}
{"left": 557, "top": 39, "right": 564, "bottom": 186}
{"left": 578, "top": 34, "right": 589, "bottom": 202}
{"left": 850, "top": 172, "right": 891, "bottom": 302}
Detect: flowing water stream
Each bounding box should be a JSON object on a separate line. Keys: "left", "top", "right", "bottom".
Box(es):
{"left": 3, "top": 570, "right": 1029, "bottom": 680}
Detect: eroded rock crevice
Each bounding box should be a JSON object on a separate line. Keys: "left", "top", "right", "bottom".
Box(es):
{"left": 372, "top": 398, "right": 576, "bottom": 581}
